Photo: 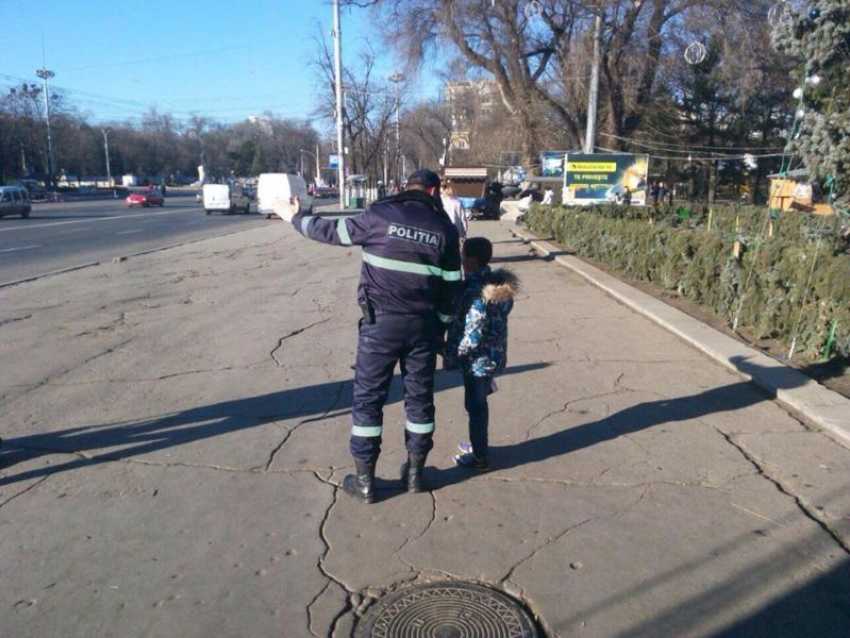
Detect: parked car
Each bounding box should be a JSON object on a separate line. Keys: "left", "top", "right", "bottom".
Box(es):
{"left": 314, "top": 186, "right": 337, "bottom": 199}
{"left": 0, "top": 186, "right": 32, "bottom": 218}
{"left": 126, "top": 190, "right": 165, "bottom": 208}
{"left": 257, "top": 173, "right": 314, "bottom": 219}
{"left": 202, "top": 183, "right": 251, "bottom": 215}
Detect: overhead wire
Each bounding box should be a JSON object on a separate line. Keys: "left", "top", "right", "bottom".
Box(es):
{"left": 62, "top": 41, "right": 278, "bottom": 72}
{"left": 598, "top": 132, "right": 787, "bottom": 155}
{"left": 594, "top": 145, "right": 787, "bottom": 162}
{"left": 0, "top": 73, "right": 312, "bottom": 122}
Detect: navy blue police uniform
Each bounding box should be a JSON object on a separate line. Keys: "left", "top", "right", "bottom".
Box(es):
{"left": 290, "top": 183, "right": 461, "bottom": 475}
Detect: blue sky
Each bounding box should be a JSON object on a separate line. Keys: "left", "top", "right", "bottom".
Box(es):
{"left": 1, "top": 0, "right": 436, "bottom": 129}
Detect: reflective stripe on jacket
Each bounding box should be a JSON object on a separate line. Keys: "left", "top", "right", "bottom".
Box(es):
{"left": 291, "top": 189, "right": 462, "bottom": 321}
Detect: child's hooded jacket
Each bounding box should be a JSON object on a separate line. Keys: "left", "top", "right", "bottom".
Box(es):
{"left": 446, "top": 266, "right": 519, "bottom": 377}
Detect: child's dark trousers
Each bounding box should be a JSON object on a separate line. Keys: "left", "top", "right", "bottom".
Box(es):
{"left": 463, "top": 374, "right": 492, "bottom": 458}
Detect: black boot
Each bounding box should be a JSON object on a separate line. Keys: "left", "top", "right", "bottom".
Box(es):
{"left": 400, "top": 454, "right": 427, "bottom": 493}
{"left": 343, "top": 461, "right": 376, "bottom": 504}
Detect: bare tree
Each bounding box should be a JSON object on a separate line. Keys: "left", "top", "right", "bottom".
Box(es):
{"left": 312, "top": 29, "right": 397, "bottom": 180}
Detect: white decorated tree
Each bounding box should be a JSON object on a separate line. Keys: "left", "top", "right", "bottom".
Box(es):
{"left": 773, "top": 0, "right": 850, "bottom": 204}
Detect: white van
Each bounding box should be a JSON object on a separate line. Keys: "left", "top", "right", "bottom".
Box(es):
{"left": 202, "top": 183, "right": 251, "bottom": 215}
{"left": 0, "top": 186, "right": 32, "bottom": 219}
{"left": 257, "top": 173, "right": 314, "bottom": 219}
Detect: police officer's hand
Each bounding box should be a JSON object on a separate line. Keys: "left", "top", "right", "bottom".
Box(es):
{"left": 272, "top": 196, "right": 301, "bottom": 222}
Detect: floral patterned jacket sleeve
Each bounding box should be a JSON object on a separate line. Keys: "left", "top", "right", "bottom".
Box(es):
{"left": 457, "top": 297, "right": 487, "bottom": 356}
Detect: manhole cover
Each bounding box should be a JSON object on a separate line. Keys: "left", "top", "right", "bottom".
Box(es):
{"left": 356, "top": 581, "right": 538, "bottom": 638}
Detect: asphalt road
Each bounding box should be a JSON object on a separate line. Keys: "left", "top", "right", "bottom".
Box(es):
{"left": 0, "top": 194, "right": 285, "bottom": 285}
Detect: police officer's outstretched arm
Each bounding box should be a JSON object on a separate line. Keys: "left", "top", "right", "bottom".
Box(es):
{"left": 272, "top": 196, "right": 369, "bottom": 247}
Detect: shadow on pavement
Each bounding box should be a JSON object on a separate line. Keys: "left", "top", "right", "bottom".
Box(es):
{"left": 700, "top": 557, "right": 850, "bottom": 637}
{"left": 427, "top": 356, "right": 809, "bottom": 491}
{"left": 0, "top": 363, "right": 549, "bottom": 486}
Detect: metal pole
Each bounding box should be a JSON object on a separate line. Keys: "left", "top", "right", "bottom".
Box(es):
{"left": 389, "top": 72, "right": 404, "bottom": 184}
{"left": 102, "top": 128, "right": 113, "bottom": 195}
{"left": 383, "top": 136, "right": 389, "bottom": 186}
{"left": 395, "top": 80, "right": 401, "bottom": 183}
{"left": 300, "top": 149, "right": 318, "bottom": 184}
{"left": 584, "top": 13, "right": 602, "bottom": 154}
{"left": 315, "top": 142, "right": 321, "bottom": 184}
{"left": 36, "top": 68, "right": 57, "bottom": 184}
{"left": 333, "top": 0, "right": 346, "bottom": 209}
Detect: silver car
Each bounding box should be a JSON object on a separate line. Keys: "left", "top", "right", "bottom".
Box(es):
{"left": 0, "top": 186, "right": 32, "bottom": 219}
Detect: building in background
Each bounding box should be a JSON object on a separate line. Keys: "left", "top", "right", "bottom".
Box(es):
{"left": 445, "top": 81, "right": 500, "bottom": 152}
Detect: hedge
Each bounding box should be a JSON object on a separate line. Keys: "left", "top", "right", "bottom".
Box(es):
{"left": 524, "top": 203, "right": 850, "bottom": 359}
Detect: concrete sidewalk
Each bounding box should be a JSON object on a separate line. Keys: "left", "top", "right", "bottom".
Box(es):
{"left": 1, "top": 220, "right": 849, "bottom": 637}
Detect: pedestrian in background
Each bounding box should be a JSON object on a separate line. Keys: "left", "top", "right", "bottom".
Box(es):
{"left": 445, "top": 237, "right": 518, "bottom": 472}
{"left": 273, "top": 169, "right": 461, "bottom": 503}
{"left": 441, "top": 183, "right": 467, "bottom": 240}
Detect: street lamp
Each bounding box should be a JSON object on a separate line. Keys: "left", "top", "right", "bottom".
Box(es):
{"left": 36, "top": 67, "right": 57, "bottom": 185}
{"left": 388, "top": 71, "right": 405, "bottom": 183}
{"left": 332, "top": 0, "right": 346, "bottom": 209}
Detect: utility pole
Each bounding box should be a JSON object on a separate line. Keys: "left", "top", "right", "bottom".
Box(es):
{"left": 299, "top": 149, "right": 318, "bottom": 184}
{"left": 383, "top": 135, "right": 389, "bottom": 186}
{"left": 36, "top": 67, "right": 57, "bottom": 185}
{"left": 584, "top": 13, "right": 603, "bottom": 154}
{"left": 101, "top": 128, "right": 114, "bottom": 196}
{"left": 316, "top": 142, "right": 321, "bottom": 185}
{"left": 333, "top": 0, "right": 346, "bottom": 209}
{"left": 389, "top": 72, "right": 404, "bottom": 184}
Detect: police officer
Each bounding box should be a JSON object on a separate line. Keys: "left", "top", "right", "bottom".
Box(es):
{"left": 273, "top": 170, "right": 461, "bottom": 504}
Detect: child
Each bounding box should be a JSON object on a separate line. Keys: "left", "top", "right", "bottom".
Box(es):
{"left": 445, "top": 237, "right": 519, "bottom": 471}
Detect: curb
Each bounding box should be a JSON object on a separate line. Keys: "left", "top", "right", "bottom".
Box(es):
{"left": 507, "top": 223, "right": 850, "bottom": 448}
{"left": 109, "top": 227, "right": 255, "bottom": 262}
{"left": 0, "top": 262, "right": 101, "bottom": 289}
{"left": 0, "top": 227, "right": 266, "bottom": 290}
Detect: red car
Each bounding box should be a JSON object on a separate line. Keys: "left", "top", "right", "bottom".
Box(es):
{"left": 126, "top": 190, "right": 165, "bottom": 208}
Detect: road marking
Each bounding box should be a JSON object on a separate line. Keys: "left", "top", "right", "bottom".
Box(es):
{"left": 0, "top": 207, "right": 195, "bottom": 233}
{"left": 115, "top": 229, "right": 145, "bottom": 236}
{"left": 0, "top": 244, "right": 41, "bottom": 253}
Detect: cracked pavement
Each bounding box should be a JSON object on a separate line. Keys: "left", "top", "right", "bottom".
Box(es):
{"left": 1, "top": 220, "right": 849, "bottom": 637}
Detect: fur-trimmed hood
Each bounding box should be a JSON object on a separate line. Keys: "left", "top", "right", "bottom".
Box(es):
{"left": 480, "top": 268, "right": 519, "bottom": 304}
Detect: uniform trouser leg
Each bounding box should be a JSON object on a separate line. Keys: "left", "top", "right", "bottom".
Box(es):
{"left": 350, "top": 318, "right": 399, "bottom": 465}
{"left": 399, "top": 317, "right": 438, "bottom": 457}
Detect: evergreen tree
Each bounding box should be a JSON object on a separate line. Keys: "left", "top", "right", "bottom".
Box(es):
{"left": 773, "top": 0, "right": 850, "bottom": 203}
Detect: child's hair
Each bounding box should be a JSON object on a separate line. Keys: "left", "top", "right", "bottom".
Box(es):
{"left": 463, "top": 237, "right": 493, "bottom": 267}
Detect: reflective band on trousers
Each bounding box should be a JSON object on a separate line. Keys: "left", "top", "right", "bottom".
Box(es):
{"left": 351, "top": 425, "right": 382, "bottom": 438}
{"left": 406, "top": 421, "right": 435, "bottom": 434}
{"left": 301, "top": 215, "right": 315, "bottom": 236}
{"left": 438, "top": 313, "right": 453, "bottom": 324}
{"left": 337, "top": 217, "right": 352, "bottom": 246}
{"left": 362, "top": 252, "right": 461, "bottom": 282}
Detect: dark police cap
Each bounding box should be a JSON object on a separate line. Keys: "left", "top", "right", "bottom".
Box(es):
{"left": 406, "top": 169, "right": 441, "bottom": 188}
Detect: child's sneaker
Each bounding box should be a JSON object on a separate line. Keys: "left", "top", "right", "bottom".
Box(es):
{"left": 453, "top": 452, "right": 489, "bottom": 472}
{"left": 457, "top": 441, "right": 473, "bottom": 455}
